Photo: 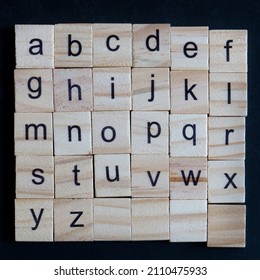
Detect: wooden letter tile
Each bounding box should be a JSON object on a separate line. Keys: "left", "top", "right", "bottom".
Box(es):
{"left": 208, "top": 117, "right": 245, "bottom": 160}
{"left": 15, "top": 25, "right": 54, "bottom": 68}
{"left": 171, "top": 27, "right": 208, "bottom": 70}
{"left": 93, "top": 24, "right": 132, "bottom": 67}
{"left": 208, "top": 204, "right": 246, "bottom": 247}
{"left": 132, "top": 68, "right": 170, "bottom": 111}
{"left": 55, "top": 156, "right": 93, "bottom": 198}
{"left": 170, "top": 200, "right": 207, "bottom": 242}
{"left": 94, "top": 198, "right": 131, "bottom": 241}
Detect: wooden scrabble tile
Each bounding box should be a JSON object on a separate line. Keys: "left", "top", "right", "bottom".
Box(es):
{"left": 15, "top": 113, "right": 53, "bottom": 155}
{"left": 170, "top": 200, "right": 207, "bottom": 242}
{"left": 94, "top": 198, "right": 131, "bottom": 241}
{"left": 131, "top": 155, "right": 169, "bottom": 197}
{"left": 94, "top": 154, "right": 131, "bottom": 197}
{"left": 170, "top": 114, "right": 207, "bottom": 157}
{"left": 210, "top": 30, "right": 247, "bottom": 72}
{"left": 93, "top": 24, "right": 132, "bottom": 67}
{"left": 131, "top": 111, "right": 169, "bottom": 154}
{"left": 15, "top": 69, "right": 53, "bottom": 112}
{"left": 132, "top": 68, "right": 170, "bottom": 111}
{"left": 15, "top": 198, "right": 53, "bottom": 241}
{"left": 92, "top": 111, "right": 130, "bottom": 154}
{"left": 53, "top": 112, "right": 92, "bottom": 156}
{"left": 132, "top": 198, "right": 169, "bottom": 240}
{"left": 209, "top": 73, "right": 247, "bottom": 116}
{"left": 93, "top": 68, "right": 131, "bottom": 111}
{"left": 170, "top": 157, "right": 207, "bottom": 200}
{"left": 16, "top": 156, "right": 54, "bottom": 198}
{"left": 55, "top": 156, "right": 93, "bottom": 198}
{"left": 55, "top": 24, "right": 92, "bottom": 67}
{"left": 208, "top": 117, "right": 245, "bottom": 160}
{"left": 208, "top": 204, "right": 246, "bottom": 247}
{"left": 170, "top": 71, "right": 208, "bottom": 114}
{"left": 54, "top": 199, "right": 93, "bottom": 241}
{"left": 15, "top": 25, "right": 54, "bottom": 68}
{"left": 208, "top": 160, "right": 245, "bottom": 203}
{"left": 53, "top": 68, "right": 92, "bottom": 112}
{"left": 171, "top": 27, "right": 208, "bottom": 70}
{"left": 133, "top": 24, "right": 170, "bottom": 67}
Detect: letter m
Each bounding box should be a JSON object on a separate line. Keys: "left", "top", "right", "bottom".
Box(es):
{"left": 25, "top": 123, "right": 47, "bottom": 140}
{"left": 181, "top": 170, "right": 201, "bottom": 186}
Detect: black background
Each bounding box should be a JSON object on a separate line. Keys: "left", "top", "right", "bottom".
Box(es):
{"left": 0, "top": 0, "right": 259, "bottom": 260}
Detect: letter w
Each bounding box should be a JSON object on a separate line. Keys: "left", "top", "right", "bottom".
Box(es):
{"left": 181, "top": 170, "right": 201, "bottom": 186}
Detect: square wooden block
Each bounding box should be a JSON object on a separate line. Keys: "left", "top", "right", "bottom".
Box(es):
{"left": 54, "top": 199, "right": 93, "bottom": 241}
{"left": 55, "top": 156, "right": 93, "bottom": 198}
{"left": 131, "top": 111, "right": 169, "bottom": 154}
{"left": 132, "top": 68, "right": 170, "bottom": 111}
{"left": 53, "top": 112, "right": 92, "bottom": 156}
{"left": 170, "top": 200, "right": 207, "bottom": 242}
{"left": 15, "top": 69, "right": 53, "bottom": 112}
{"left": 55, "top": 24, "right": 92, "bottom": 67}
{"left": 208, "top": 204, "right": 246, "bottom": 247}
{"left": 208, "top": 160, "right": 245, "bottom": 203}
{"left": 208, "top": 117, "right": 245, "bottom": 160}
{"left": 93, "top": 24, "right": 132, "bottom": 67}
{"left": 132, "top": 155, "right": 169, "bottom": 198}
{"left": 92, "top": 111, "right": 130, "bottom": 154}
{"left": 210, "top": 30, "right": 247, "bottom": 72}
{"left": 171, "top": 27, "right": 208, "bottom": 70}
{"left": 210, "top": 72, "right": 247, "bottom": 116}
{"left": 133, "top": 24, "right": 170, "bottom": 67}
{"left": 170, "top": 71, "right": 208, "bottom": 114}
{"left": 93, "top": 68, "right": 131, "bottom": 111}
{"left": 94, "top": 198, "right": 131, "bottom": 241}
{"left": 170, "top": 157, "right": 207, "bottom": 200}
{"left": 16, "top": 156, "right": 54, "bottom": 198}
{"left": 132, "top": 198, "right": 169, "bottom": 240}
{"left": 15, "top": 113, "right": 53, "bottom": 155}
{"left": 53, "top": 68, "right": 92, "bottom": 112}
{"left": 15, "top": 25, "right": 54, "bottom": 68}
{"left": 15, "top": 198, "right": 53, "bottom": 241}
{"left": 94, "top": 154, "right": 131, "bottom": 197}
{"left": 170, "top": 114, "right": 207, "bottom": 157}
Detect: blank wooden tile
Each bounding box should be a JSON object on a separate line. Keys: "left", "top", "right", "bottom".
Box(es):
{"left": 170, "top": 71, "right": 208, "bottom": 114}
{"left": 170, "top": 200, "right": 207, "bottom": 242}
{"left": 94, "top": 198, "right": 131, "bottom": 241}
{"left": 15, "top": 113, "right": 53, "bottom": 155}
{"left": 92, "top": 111, "right": 130, "bottom": 154}
{"left": 53, "top": 112, "right": 92, "bottom": 155}
{"left": 93, "top": 68, "right": 131, "bottom": 111}
{"left": 208, "top": 204, "right": 246, "bottom": 247}
{"left": 131, "top": 111, "right": 169, "bottom": 154}
{"left": 170, "top": 157, "right": 207, "bottom": 200}
{"left": 171, "top": 27, "right": 208, "bottom": 70}
{"left": 16, "top": 156, "right": 54, "bottom": 198}
{"left": 208, "top": 160, "right": 245, "bottom": 203}
{"left": 170, "top": 114, "right": 207, "bottom": 157}
{"left": 54, "top": 199, "right": 93, "bottom": 241}
{"left": 132, "top": 198, "right": 169, "bottom": 240}
{"left": 210, "top": 73, "right": 247, "bottom": 116}
{"left": 53, "top": 68, "right": 92, "bottom": 112}
{"left": 210, "top": 30, "right": 247, "bottom": 72}
{"left": 55, "top": 156, "right": 93, "bottom": 198}
{"left": 93, "top": 24, "right": 132, "bottom": 67}
{"left": 15, "top": 69, "right": 53, "bottom": 112}
{"left": 94, "top": 154, "right": 131, "bottom": 197}
{"left": 131, "top": 155, "right": 169, "bottom": 197}
{"left": 55, "top": 24, "right": 92, "bottom": 68}
{"left": 15, "top": 25, "right": 54, "bottom": 68}
{"left": 132, "top": 68, "right": 170, "bottom": 111}
{"left": 15, "top": 198, "right": 53, "bottom": 241}
{"left": 208, "top": 117, "right": 245, "bottom": 160}
{"left": 133, "top": 24, "right": 170, "bottom": 67}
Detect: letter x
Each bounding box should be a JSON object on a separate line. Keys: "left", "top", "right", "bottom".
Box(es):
{"left": 224, "top": 173, "right": 237, "bottom": 189}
